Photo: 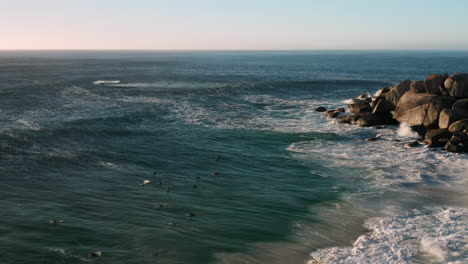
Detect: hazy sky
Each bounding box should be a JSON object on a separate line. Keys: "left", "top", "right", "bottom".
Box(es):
{"left": 2, "top": 0, "right": 468, "bottom": 50}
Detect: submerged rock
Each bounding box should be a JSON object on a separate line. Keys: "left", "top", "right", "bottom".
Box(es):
{"left": 404, "top": 141, "right": 420, "bottom": 148}
{"left": 314, "top": 106, "right": 327, "bottom": 112}
{"left": 366, "top": 135, "right": 381, "bottom": 142}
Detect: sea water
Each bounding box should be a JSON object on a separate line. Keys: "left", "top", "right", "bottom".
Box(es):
{"left": 0, "top": 51, "right": 467, "bottom": 264}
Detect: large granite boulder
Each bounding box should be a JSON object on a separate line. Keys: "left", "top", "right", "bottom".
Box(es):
{"left": 439, "top": 108, "right": 468, "bottom": 129}
{"left": 425, "top": 74, "right": 447, "bottom": 95}
{"left": 392, "top": 92, "right": 457, "bottom": 128}
{"left": 373, "top": 80, "right": 411, "bottom": 113}
{"left": 444, "top": 73, "right": 468, "bottom": 98}
{"left": 448, "top": 119, "right": 468, "bottom": 133}
{"left": 410, "top": 81, "right": 426, "bottom": 93}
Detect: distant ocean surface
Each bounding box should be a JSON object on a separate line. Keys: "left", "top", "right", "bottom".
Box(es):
{"left": 1, "top": 51, "right": 467, "bottom": 264}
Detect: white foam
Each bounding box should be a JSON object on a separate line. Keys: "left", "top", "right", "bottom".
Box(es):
{"left": 287, "top": 135, "right": 468, "bottom": 187}
{"left": 98, "top": 161, "right": 121, "bottom": 170}
{"left": 310, "top": 207, "right": 468, "bottom": 264}
{"left": 397, "top": 123, "right": 419, "bottom": 138}
{"left": 93, "top": 80, "right": 120, "bottom": 85}
{"left": 173, "top": 94, "right": 345, "bottom": 133}
{"left": 48, "top": 248, "right": 91, "bottom": 262}
{"left": 17, "top": 119, "right": 41, "bottom": 131}
{"left": 111, "top": 81, "right": 224, "bottom": 89}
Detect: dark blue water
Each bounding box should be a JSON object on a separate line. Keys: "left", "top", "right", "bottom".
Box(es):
{"left": 1, "top": 51, "right": 467, "bottom": 264}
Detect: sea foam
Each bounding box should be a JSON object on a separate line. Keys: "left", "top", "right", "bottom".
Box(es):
{"left": 309, "top": 207, "right": 468, "bottom": 264}
{"left": 397, "top": 122, "right": 419, "bottom": 138}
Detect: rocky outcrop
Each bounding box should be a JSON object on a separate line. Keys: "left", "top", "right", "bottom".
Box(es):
{"left": 392, "top": 92, "right": 456, "bottom": 128}
{"left": 317, "top": 73, "right": 468, "bottom": 153}
{"left": 444, "top": 73, "right": 468, "bottom": 98}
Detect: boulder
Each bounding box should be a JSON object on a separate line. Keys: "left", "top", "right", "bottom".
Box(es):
{"left": 392, "top": 92, "right": 457, "bottom": 128}
{"left": 423, "top": 129, "right": 452, "bottom": 148}
{"left": 372, "top": 80, "right": 412, "bottom": 113}
{"left": 453, "top": 99, "right": 468, "bottom": 111}
{"left": 374, "top": 87, "right": 391, "bottom": 97}
{"left": 448, "top": 119, "right": 468, "bottom": 133}
{"left": 325, "top": 110, "right": 341, "bottom": 118}
{"left": 444, "top": 133, "right": 468, "bottom": 153}
{"left": 444, "top": 73, "right": 468, "bottom": 98}
{"left": 314, "top": 106, "right": 327, "bottom": 112}
{"left": 356, "top": 112, "right": 383, "bottom": 127}
{"left": 439, "top": 108, "right": 468, "bottom": 129}
{"left": 410, "top": 81, "right": 426, "bottom": 93}
{"left": 337, "top": 107, "right": 346, "bottom": 113}
{"left": 348, "top": 102, "right": 372, "bottom": 115}
{"left": 395, "top": 80, "right": 412, "bottom": 94}
{"left": 425, "top": 74, "right": 447, "bottom": 95}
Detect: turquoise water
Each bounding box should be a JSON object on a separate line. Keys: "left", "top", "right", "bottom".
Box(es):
{"left": 1, "top": 51, "right": 467, "bottom": 264}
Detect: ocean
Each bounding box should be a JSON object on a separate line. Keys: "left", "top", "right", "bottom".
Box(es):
{"left": 0, "top": 50, "right": 467, "bottom": 264}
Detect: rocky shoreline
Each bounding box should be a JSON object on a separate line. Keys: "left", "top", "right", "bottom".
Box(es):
{"left": 316, "top": 73, "right": 468, "bottom": 153}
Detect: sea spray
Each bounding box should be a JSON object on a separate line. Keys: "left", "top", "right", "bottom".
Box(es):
{"left": 397, "top": 123, "right": 419, "bottom": 138}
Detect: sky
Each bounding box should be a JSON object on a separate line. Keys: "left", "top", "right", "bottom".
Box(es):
{"left": 1, "top": 0, "right": 468, "bottom": 50}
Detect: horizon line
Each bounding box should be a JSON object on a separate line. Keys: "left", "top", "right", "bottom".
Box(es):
{"left": 1, "top": 48, "right": 468, "bottom": 52}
